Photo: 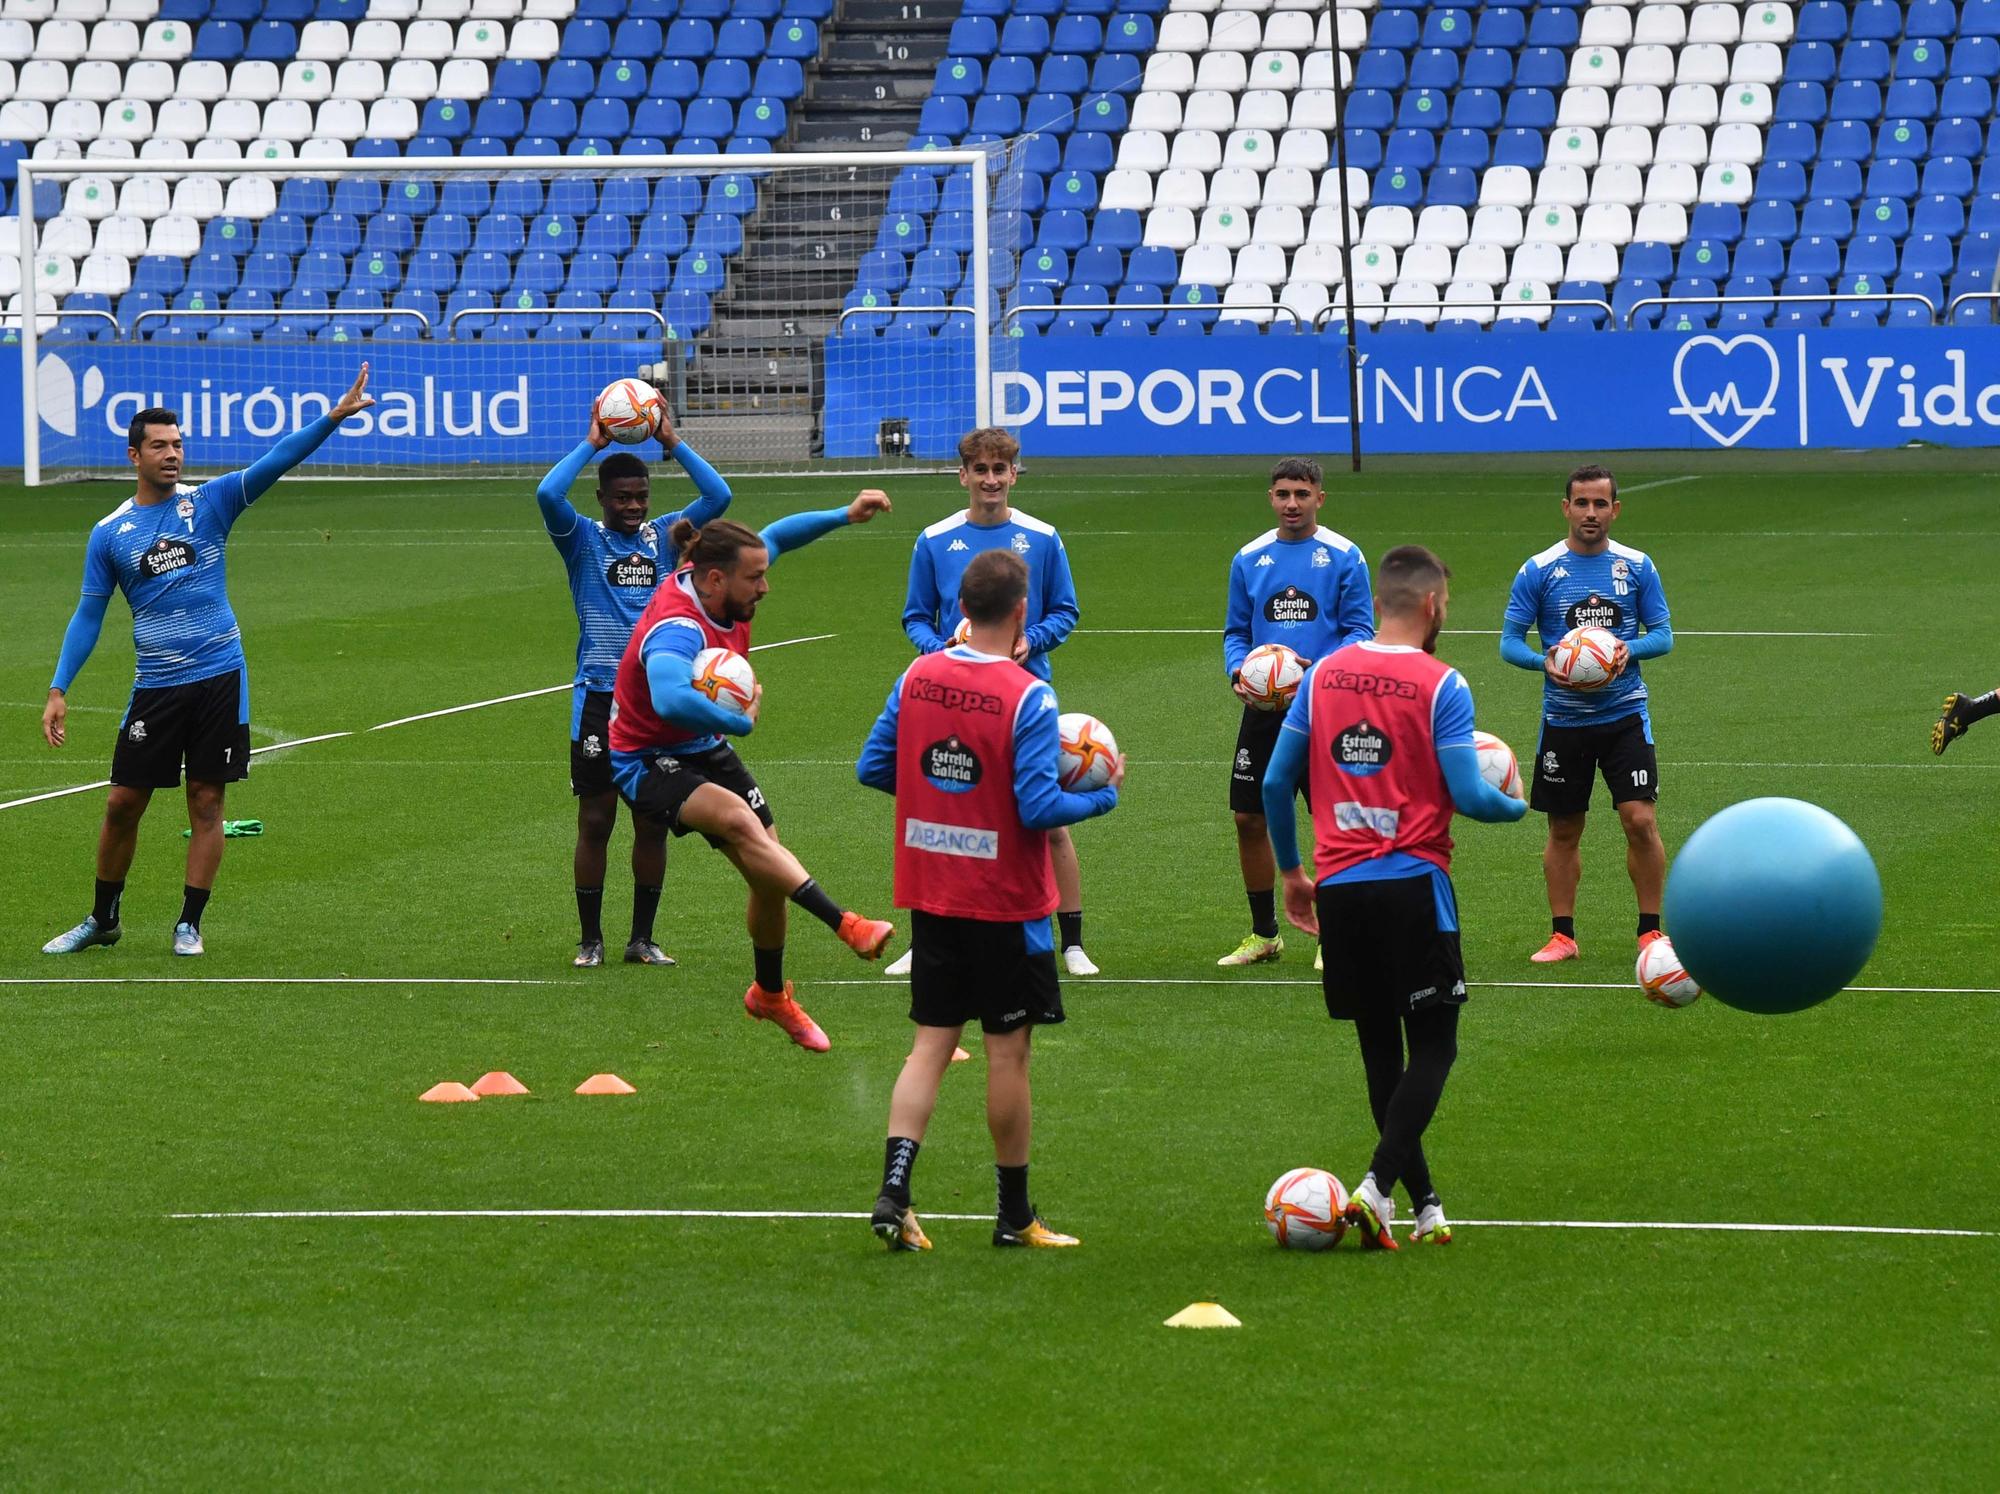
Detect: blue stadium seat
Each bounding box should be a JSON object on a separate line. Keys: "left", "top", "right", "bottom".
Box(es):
{"left": 1809, "top": 159, "right": 1863, "bottom": 201}
{"left": 1796, "top": 1, "right": 1847, "bottom": 40}
{"left": 1785, "top": 41, "right": 1836, "bottom": 82}
{"left": 1439, "top": 128, "right": 1490, "bottom": 168}
{"left": 1355, "top": 50, "right": 1406, "bottom": 91}
{"left": 1863, "top": 158, "right": 1918, "bottom": 198}
{"left": 1738, "top": 200, "right": 1792, "bottom": 240}
{"left": 1451, "top": 87, "right": 1502, "bottom": 129}
{"left": 1679, "top": 239, "right": 1730, "bottom": 278}
{"left": 1776, "top": 82, "right": 1828, "bottom": 123}
{"left": 351, "top": 251, "right": 400, "bottom": 292}
{"left": 1384, "top": 130, "right": 1437, "bottom": 170}
{"left": 579, "top": 100, "right": 631, "bottom": 140}
{"left": 1493, "top": 128, "right": 1545, "bottom": 168}
{"left": 1528, "top": 8, "right": 1579, "bottom": 46}
{"left": 362, "top": 213, "right": 415, "bottom": 255}
{"left": 1462, "top": 47, "right": 1513, "bottom": 88}
{"left": 1089, "top": 53, "right": 1142, "bottom": 94}
{"left": 244, "top": 22, "right": 296, "bottom": 61}
{"left": 192, "top": 20, "right": 244, "bottom": 60}
{"left": 1105, "top": 13, "right": 1153, "bottom": 53}
{"left": 406, "top": 251, "right": 457, "bottom": 294}
{"left": 492, "top": 60, "right": 543, "bottom": 99}
{"left": 1515, "top": 47, "right": 1567, "bottom": 88}
{"left": 768, "top": 17, "right": 818, "bottom": 57}
{"left": 667, "top": 19, "right": 716, "bottom": 59}
{"left": 1370, "top": 11, "right": 1419, "bottom": 48}
{"left": 1757, "top": 160, "right": 1809, "bottom": 203}
{"left": 1374, "top": 167, "right": 1424, "bottom": 210}
{"left": 1844, "top": 235, "right": 1897, "bottom": 278}
{"left": 1126, "top": 245, "right": 1177, "bottom": 288}
{"left": 1886, "top": 79, "right": 1939, "bottom": 121}
{"left": 295, "top": 252, "right": 346, "bottom": 293}
{"left": 1877, "top": 119, "right": 1929, "bottom": 161}
{"left": 1788, "top": 237, "right": 1842, "bottom": 278}
{"left": 1475, "top": 7, "right": 1526, "bottom": 48}
{"left": 1857, "top": 196, "right": 1909, "bottom": 237}
{"left": 1623, "top": 242, "right": 1674, "bottom": 280}
{"left": 561, "top": 18, "right": 611, "bottom": 59}
{"left": 1018, "top": 246, "right": 1069, "bottom": 286}
{"left": 1733, "top": 237, "right": 1788, "bottom": 280}
{"left": 986, "top": 55, "right": 1035, "bottom": 95}
{"left": 418, "top": 214, "right": 472, "bottom": 255}
{"left": 1848, "top": 0, "right": 1902, "bottom": 38}
{"left": 1914, "top": 194, "right": 1967, "bottom": 237}
{"left": 1502, "top": 89, "right": 1556, "bottom": 130}
{"left": 1422, "top": 7, "right": 1474, "bottom": 49}
{"left": 1924, "top": 157, "right": 1975, "bottom": 197}
{"left": 1766, "top": 122, "right": 1817, "bottom": 164}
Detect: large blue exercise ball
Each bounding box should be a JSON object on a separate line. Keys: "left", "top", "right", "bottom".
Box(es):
{"left": 1663, "top": 798, "right": 1882, "bottom": 1015}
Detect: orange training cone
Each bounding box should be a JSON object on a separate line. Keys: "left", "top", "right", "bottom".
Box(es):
{"left": 420, "top": 1081, "right": 480, "bottom": 1103}
{"left": 471, "top": 1071, "right": 529, "bottom": 1097}
{"left": 950, "top": 1047, "right": 971, "bottom": 1063}
{"left": 575, "top": 1073, "right": 636, "bottom": 1095}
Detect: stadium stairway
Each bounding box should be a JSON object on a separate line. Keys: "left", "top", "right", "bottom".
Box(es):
{"left": 693, "top": 0, "right": 960, "bottom": 456}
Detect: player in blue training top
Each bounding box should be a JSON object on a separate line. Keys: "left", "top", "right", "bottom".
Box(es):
{"left": 1500, "top": 463, "right": 1676, "bottom": 967}
{"left": 892, "top": 426, "right": 1098, "bottom": 977}
{"left": 535, "top": 401, "right": 732, "bottom": 969}
{"left": 1218, "top": 456, "right": 1375, "bottom": 969}
{"left": 39, "top": 365, "right": 377, "bottom": 957}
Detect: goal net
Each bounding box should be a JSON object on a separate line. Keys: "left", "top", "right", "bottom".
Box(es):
{"left": 12, "top": 147, "right": 1013, "bottom": 483}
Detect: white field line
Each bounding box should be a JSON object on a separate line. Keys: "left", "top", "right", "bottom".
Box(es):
{"left": 0, "top": 977, "right": 563, "bottom": 986}
{"left": 0, "top": 634, "right": 835, "bottom": 813}
{"left": 165, "top": 1208, "right": 1993, "bottom": 1238}
{"left": 816, "top": 977, "right": 2000, "bottom": 995}
{"left": 1620, "top": 476, "right": 1701, "bottom": 493}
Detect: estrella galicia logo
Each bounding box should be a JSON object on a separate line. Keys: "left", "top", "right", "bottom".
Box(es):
{"left": 141, "top": 536, "right": 195, "bottom": 577}
{"left": 1563, "top": 592, "right": 1624, "bottom": 631}
{"left": 607, "top": 553, "right": 658, "bottom": 589}
{"left": 1264, "top": 585, "right": 1318, "bottom": 625}
{"left": 1668, "top": 334, "right": 1781, "bottom": 448}
{"left": 1335, "top": 719, "right": 1392, "bottom": 777}
{"left": 923, "top": 736, "right": 982, "bottom": 794}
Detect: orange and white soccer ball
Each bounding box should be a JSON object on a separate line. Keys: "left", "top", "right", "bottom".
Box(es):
{"left": 595, "top": 378, "right": 665, "bottom": 444}
{"left": 1264, "top": 1167, "right": 1348, "bottom": 1250}
{"left": 1056, "top": 712, "right": 1119, "bottom": 791}
{"left": 1548, "top": 625, "right": 1621, "bottom": 690}
{"left": 1238, "top": 642, "right": 1306, "bottom": 711}
{"left": 1637, "top": 934, "right": 1701, "bottom": 1008}
{"left": 950, "top": 616, "right": 973, "bottom": 646}
{"left": 690, "top": 647, "right": 757, "bottom": 711}
{"left": 1472, "top": 730, "right": 1524, "bottom": 800}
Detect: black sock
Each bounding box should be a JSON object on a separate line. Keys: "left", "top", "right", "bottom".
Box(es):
{"left": 93, "top": 877, "right": 123, "bottom": 928}
{"left": 1552, "top": 915, "right": 1576, "bottom": 939}
{"left": 788, "top": 877, "right": 844, "bottom": 932}
{"left": 1638, "top": 912, "right": 1661, "bottom": 937}
{"left": 1247, "top": 889, "right": 1278, "bottom": 939}
{"left": 1416, "top": 1189, "right": 1442, "bottom": 1215}
{"left": 753, "top": 944, "right": 785, "bottom": 994}
{"left": 882, "top": 1136, "right": 919, "bottom": 1206}
{"left": 576, "top": 885, "right": 604, "bottom": 944}
{"left": 179, "top": 885, "right": 211, "bottom": 930}
{"left": 996, "top": 1163, "right": 1032, "bottom": 1228}
{"left": 630, "top": 883, "right": 662, "bottom": 944}
{"left": 1057, "top": 910, "right": 1083, "bottom": 950}
{"left": 1965, "top": 689, "right": 2000, "bottom": 723}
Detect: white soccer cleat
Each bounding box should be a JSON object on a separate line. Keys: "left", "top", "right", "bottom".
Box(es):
{"left": 1411, "top": 1201, "right": 1453, "bottom": 1245}
{"left": 1063, "top": 946, "right": 1099, "bottom": 977}
{"left": 882, "top": 948, "right": 914, "bottom": 977}
{"left": 172, "top": 921, "right": 205, "bottom": 957}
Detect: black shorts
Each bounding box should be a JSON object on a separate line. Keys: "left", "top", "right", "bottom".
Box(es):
{"left": 1529, "top": 712, "right": 1659, "bottom": 816}
{"left": 109, "top": 669, "right": 250, "bottom": 789}
{"left": 570, "top": 689, "right": 614, "bottom": 797}
{"left": 1316, "top": 873, "right": 1467, "bottom": 1023}
{"left": 619, "top": 742, "right": 774, "bottom": 847}
{"left": 1229, "top": 704, "right": 1305, "bottom": 815}
{"left": 907, "top": 909, "right": 1066, "bottom": 1035}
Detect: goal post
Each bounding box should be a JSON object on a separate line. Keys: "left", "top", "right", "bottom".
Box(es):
{"left": 14, "top": 148, "right": 1008, "bottom": 484}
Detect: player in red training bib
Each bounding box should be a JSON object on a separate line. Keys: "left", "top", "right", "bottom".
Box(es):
{"left": 855, "top": 550, "right": 1123, "bottom": 1253}
{"left": 1262, "top": 545, "right": 1527, "bottom": 1249}
{"left": 607, "top": 501, "right": 895, "bottom": 1053}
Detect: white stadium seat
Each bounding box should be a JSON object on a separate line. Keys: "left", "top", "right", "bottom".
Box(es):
{"left": 37, "top": 19, "right": 87, "bottom": 59}
{"left": 1698, "top": 161, "right": 1753, "bottom": 204}
{"left": 1666, "top": 83, "right": 1719, "bottom": 124}
{"left": 1580, "top": 202, "right": 1635, "bottom": 243}
{"left": 227, "top": 61, "right": 281, "bottom": 102}
{"left": 40, "top": 212, "right": 91, "bottom": 256}
{"left": 282, "top": 61, "right": 334, "bottom": 103}
{"left": 1566, "top": 238, "right": 1621, "bottom": 283}
{"left": 1236, "top": 88, "right": 1289, "bottom": 131}
{"left": 49, "top": 100, "right": 103, "bottom": 140}
{"left": 78, "top": 250, "right": 130, "bottom": 296}
{"left": 208, "top": 98, "right": 262, "bottom": 142}
{"left": 1130, "top": 90, "right": 1183, "bottom": 132}
{"left": 437, "top": 58, "right": 490, "bottom": 98}
{"left": 1305, "top": 203, "right": 1360, "bottom": 243}
{"left": 1401, "top": 241, "right": 1451, "bottom": 283}
{"left": 155, "top": 98, "right": 208, "bottom": 142}
{"left": 1731, "top": 42, "right": 1783, "bottom": 85}
{"left": 405, "top": 19, "right": 454, "bottom": 59}
{"left": 1415, "top": 204, "right": 1469, "bottom": 247}
{"left": 1193, "top": 51, "right": 1248, "bottom": 90}
{"left": 1677, "top": 44, "right": 1729, "bottom": 85}
{"left": 223, "top": 177, "right": 278, "bottom": 220}
{"left": 1197, "top": 204, "right": 1251, "bottom": 247}
{"left": 1720, "top": 84, "right": 1773, "bottom": 124}
{"left": 1155, "top": 166, "right": 1210, "bottom": 209}
{"left": 102, "top": 98, "right": 157, "bottom": 142}
{"left": 1687, "top": 3, "right": 1740, "bottom": 43}
{"left": 1116, "top": 130, "right": 1169, "bottom": 173}
{"left": 366, "top": 97, "right": 419, "bottom": 139}
{"left": 1261, "top": 165, "right": 1314, "bottom": 207}
{"left": 1168, "top": 129, "right": 1221, "bottom": 172}
{"left": 1569, "top": 47, "right": 1621, "bottom": 87}
{"left": 1591, "top": 164, "right": 1644, "bottom": 205}
{"left": 1634, "top": 5, "right": 1687, "bottom": 45}
{"left": 1252, "top": 50, "right": 1300, "bottom": 91}
{"left": 1274, "top": 129, "right": 1327, "bottom": 170}
{"left": 170, "top": 176, "right": 223, "bottom": 218}
{"left": 453, "top": 19, "right": 508, "bottom": 60}
{"left": 145, "top": 213, "right": 199, "bottom": 257}
{"left": 1558, "top": 86, "right": 1610, "bottom": 129}
{"left": 1469, "top": 204, "right": 1524, "bottom": 247}
{"left": 1454, "top": 240, "right": 1507, "bottom": 283}
{"left": 1250, "top": 204, "right": 1304, "bottom": 247}
{"left": 93, "top": 213, "right": 145, "bottom": 255}
{"left": 1181, "top": 241, "right": 1233, "bottom": 284}
{"left": 1633, "top": 202, "right": 1689, "bottom": 243}
{"left": 335, "top": 61, "right": 387, "bottom": 102}
{"left": 1143, "top": 205, "right": 1197, "bottom": 248}
{"left": 1183, "top": 89, "right": 1236, "bottom": 132}
{"left": 1263, "top": 11, "right": 1314, "bottom": 50}
{"left": 1612, "top": 85, "right": 1664, "bottom": 126}
{"left": 298, "top": 21, "right": 351, "bottom": 60}
{"left": 1102, "top": 169, "right": 1154, "bottom": 211}
{"left": 1316, "top": 167, "right": 1369, "bottom": 212}
{"left": 315, "top": 99, "right": 367, "bottom": 138}
{"left": 1209, "top": 165, "right": 1260, "bottom": 208}
{"left": 1142, "top": 51, "right": 1195, "bottom": 92}
{"left": 352, "top": 20, "right": 403, "bottom": 59}
{"left": 263, "top": 99, "right": 316, "bottom": 142}
{"left": 507, "top": 17, "right": 560, "bottom": 58}
{"left": 1361, "top": 204, "right": 1414, "bottom": 247}
{"left": 1291, "top": 241, "right": 1347, "bottom": 285}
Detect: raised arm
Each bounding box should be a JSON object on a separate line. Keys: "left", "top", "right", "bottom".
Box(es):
{"left": 854, "top": 675, "right": 904, "bottom": 793}
{"left": 640, "top": 620, "right": 755, "bottom": 737}
{"left": 239, "top": 363, "right": 375, "bottom": 505}
{"left": 1012, "top": 685, "right": 1120, "bottom": 830}
{"left": 762, "top": 489, "right": 892, "bottom": 565}
{"left": 1024, "top": 538, "right": 1079, "bottom": 660}
{"left": 535, "top": 437, "right": 597, "bottom": 540}
{"left": 657, "top": 407, "right": 732, "bottom": 529}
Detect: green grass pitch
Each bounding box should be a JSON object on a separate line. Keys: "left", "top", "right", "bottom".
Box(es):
{"left": 2, "top": 451, "right": 1996, "bottom": 1486}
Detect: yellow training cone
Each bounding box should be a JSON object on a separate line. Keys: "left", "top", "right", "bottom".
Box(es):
{"left": 1164, "top": 1302, "right": 1242, "bottom": 1329}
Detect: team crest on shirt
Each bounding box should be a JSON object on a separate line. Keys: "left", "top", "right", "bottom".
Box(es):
{"left": 1011, "top": 532, "right": 1030, "bottom": 554}
{"left": 1312, "top": 547, "right": 1331, "bottom": 567}
{"left": 176, "top": 496, "right": 195, "bottom": 520}
{"left": 1265, "top": 586, "right": 1319, "bottom": 625}
{"left": 141, "top": 536, "right": 196, "bottom": 577}
{"left": 1335, "top": 719, "right": 1392, "bottom": 777}
{"left": 922, "top": 735, "right": 982, "bottom": 794}
{"left": 1564, "top": 592, "right": 1624, "bottom": 631}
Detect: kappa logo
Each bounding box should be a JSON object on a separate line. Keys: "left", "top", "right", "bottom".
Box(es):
{"left": 581, "top": 734, "right": 602, "bottom": 758}
{"left": 117, "top": 521, "right": 136, "bottom": 535}
{"left": 1550, "top": 566, "right": 1569, "bottom": 579}
{"left": 1011, "top": 532, "right": 1031, "bottom": 554}
{"left": 1669, "top": 334, "right": 1782, "bottom": 447}
{"left": 1255, "top": 553, "right": 1275, "bottom": 567}
{"left": 948, "top": 538, "right": 969, "bottom": 552}
{"left": 1312, "top": 547, "right": 1330, "bottom": 567}
{"left": 128, "top": 720, "right": 147, "bottom": 742}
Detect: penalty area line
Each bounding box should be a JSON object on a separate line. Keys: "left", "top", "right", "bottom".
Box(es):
{"left": 166, "top": 1209, "right": 1993, "bottom": 1238}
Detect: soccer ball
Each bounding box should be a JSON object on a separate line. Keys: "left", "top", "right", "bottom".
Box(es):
{"left": 595, "top": 378, "right": 665, "bottom": 444}
{"left": 690, "top": 647, "right": 756, "bottom": 711}
{"left": 1237, "top": 643, "right": 1305, "bottom": 711}
{"left": 1472, "top": 730, "right": 1524, "bottom": 800}
{"left": 1547, "top": 626, "right": 1620, "bottom": 691}
{"left": 1056, "top": 712, "right": 1119, "bottom": 791}
{"left": 950, "top": 616, "right": 973, "bottom": 646}
{"left": 1264, "top": 1167, "right": 1348, "bottom": 1250}
{"left": 1637, "top": 934, "right": 1701, "bottom": 1008}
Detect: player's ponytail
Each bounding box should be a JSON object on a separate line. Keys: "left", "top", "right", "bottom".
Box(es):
{"left": 675, "top": 518, "right": 763, "bottom": 575}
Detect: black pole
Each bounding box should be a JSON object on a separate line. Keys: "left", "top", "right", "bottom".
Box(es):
{"left": 1327, "top": 0, "right": 1363, "bottom": 473}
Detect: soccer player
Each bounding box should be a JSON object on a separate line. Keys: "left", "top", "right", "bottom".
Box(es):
{"left": 1933, "top": 689, "right": 2000, "bottom": 754}
{"left": 535, "top": 403, "right": 732, "bottom": 968}
{"left": 891, "top": 426, "right": 1097, "bottom": 976}
{"left": 856, "top": 549, "right": 1123, "bottom": 1252}
{"left": 40, "top": 366, "right": 377, "bottom": 957}
{"left": 1500, "top": 464, "right": 1676, "bottom": 965}
{"left": 608, "top": 500, "right": 897, "bottom": 1051}
{"left": 1265, "top": 545, "right": 1527, "bottom": 1249}
{"left": 1218, "top": 457, "right": 1374, "bottom": 967}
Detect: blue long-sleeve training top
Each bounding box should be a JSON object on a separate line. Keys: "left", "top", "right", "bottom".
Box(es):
{"left": 1501, "top": 538, "right": 1673, "bottom": 726}
{"left": 901, "top": 509, "right": 1079, "bottom": 681}
{"left": 1223, "top": 524, "right": 1375, "bottom": 677}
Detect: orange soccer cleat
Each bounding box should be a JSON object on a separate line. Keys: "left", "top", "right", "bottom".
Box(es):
{"left": 744, "top": 980, "right": 830, "bottom": 1052}
{"left": 838, "top": 910, "right": 896, "bottom": 961}
{"left": 1530, "top": 932, "right": 1580, "bottom": 964}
